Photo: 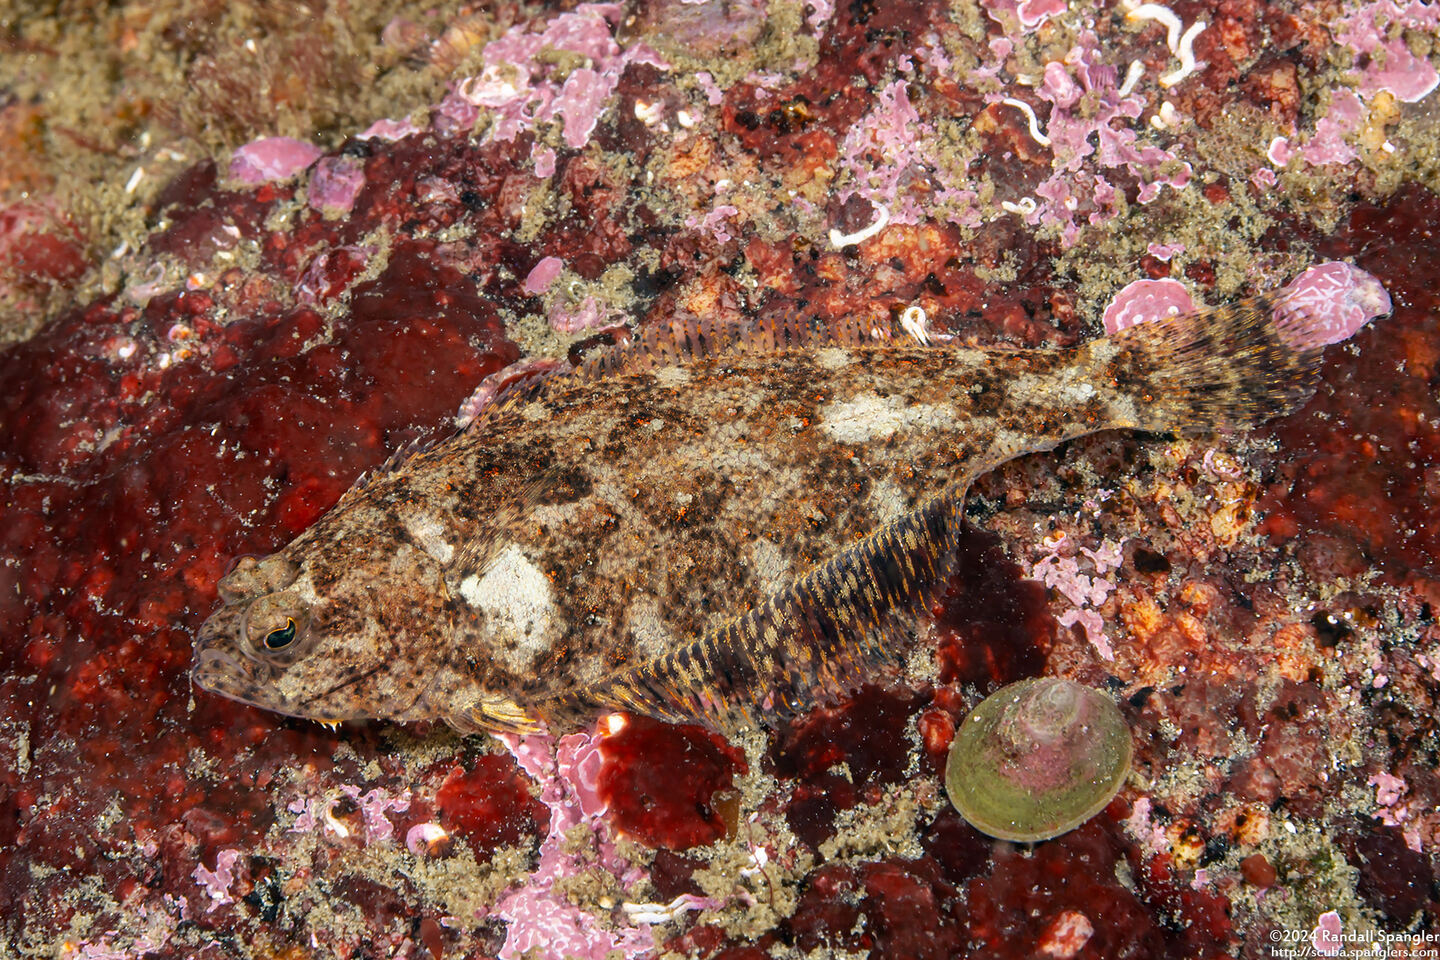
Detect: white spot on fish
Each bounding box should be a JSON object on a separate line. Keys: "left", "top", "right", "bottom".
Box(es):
{"left": 818, "top": 393, "right": 956, "bottom": 444}
{"left": 401, "top": 512, "right": 455, "bottom": 564}
{"left": 459, "top": 543, "right": 559, "bottom": 672}
{"left": 745, "top": 537, "right": 791, "bottom": 593}
{"left": 654, "top": 365, "right": 692, "bottom": 388}
{"left": 624, "top": 596, "right": 681, "bottom": 661}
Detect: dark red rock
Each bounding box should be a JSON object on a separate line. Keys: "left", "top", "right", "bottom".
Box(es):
{"left": 920, "top": 807, "right": 994, "bottom": 886}
{"left": 1258, "top": 184, "right": 1440, "bottom": 579}
{"left": 1338, "top": 821, "right": 1440, "bottom": 924}
{"left": 1140, "top": 254, "right": 1171, "bottom": 278}
{"left": 0, "top": 202, "right": 87, "bottom": 291}
{"left": 966, "top": 818, "right": 1233, "bottom": 958}
{"left": 783, "top": 858, "right": 967, "bottom": 959}
{"left": 856, "top": 858, "right": 963, "bottom": 960}
{"left": 1241, "top": 55, "right": 1302, "bottom": 129}
{"left": 295, "top": 244, "right": 371, "bottom": 305}
{"left": 434, "top": 755, "right": 546, "bottom": 852}
{"left": 1225, "top": 682, "right": 1331, "bottom": 815}
{"left": 783, "top": 770, "right": 859, "bottom": 850}
{"left": 597, "top": 715, "right": 744, "bottom": 850}
{"left": 786, "top": 863, "right": 864, "bottom": 953}
{"left": 1240, "top": 853, "right": 1277, "bottom": 888}
{"left": 0, "top": 155, "right": 519, "bottom": 932}
{"left": 771, "top": 685, "right": 924, "bottom": 847}
{"left": 661, "top": 922, "right": 734, "bottom": 958}
{"left": 1183, "top": 259, "right": 1216, "bottom": 285}
{"left": 932, "top": 526, "right": 1054, "bottom": 690}
{"left": 647, "top": 848, "right": 708, "bottom": 901}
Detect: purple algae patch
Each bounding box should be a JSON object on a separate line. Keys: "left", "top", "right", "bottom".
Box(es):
{"left": 229, "top": 136, "right": 324, "bottom": 184}
{"left": 307, "top": 156, "right": 367, "bottom": 215}
{"left": 1279, "top": 261, "right": 1391, "bottom": 347}
{"left": 524, "top": 256, "right": 565, "bottom": 294}
{"left": 1102, "top": 278, "right": 1194, "bottom": 334}
{"left": 1335, "top": 0, "right": 1440, "bottom": 103}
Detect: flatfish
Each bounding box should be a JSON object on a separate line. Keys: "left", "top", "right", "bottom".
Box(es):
{"left": 192, "top": 294, "right": 1343, "bottom": 733}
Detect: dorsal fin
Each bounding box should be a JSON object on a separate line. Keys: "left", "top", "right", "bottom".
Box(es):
{"left": 455, "top": 357, "right": 571, "bottom": 427}
{"left": 460, "top": 311, "right": 913, "bottom": 437}
{"left": 571, "top": 311, "right": 881, "bottom": 379}
{"left": 332, "top": 433, "right": 435, "bottom": 509}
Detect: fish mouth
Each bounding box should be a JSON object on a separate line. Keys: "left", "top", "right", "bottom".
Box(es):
{"left": 191, "top": 603, "right": 301, "bottom": 715}
{"left": 191, "top": 603, "right": 269, "bottom": 706}
{"left": 191, "top": 646, "right": 278, "bottom": 711}
{"left": 191, "top": 647, "right": 436, "bottom": 726}
{"left": 191, "top": 645, "right": 353, "bottom": 722}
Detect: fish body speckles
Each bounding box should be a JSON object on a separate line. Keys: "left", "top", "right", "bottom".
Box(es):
{"left": 192, "top": 298, "right": 1342, "bottom": 733}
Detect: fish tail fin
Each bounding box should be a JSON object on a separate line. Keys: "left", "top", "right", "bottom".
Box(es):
{"left": 537, "top": 485, "right": 968, "bottom": 732}
{"left": 1081, "top": 292, "right": 1335, "bottom": 435}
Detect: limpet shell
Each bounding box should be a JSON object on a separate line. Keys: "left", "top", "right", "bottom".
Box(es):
{"left": 944, "top": 677, "right": 1132, "bottom": 842}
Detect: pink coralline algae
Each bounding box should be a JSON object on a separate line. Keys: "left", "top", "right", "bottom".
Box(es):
{"left": 228, "top": 136, "right": 323, "bottom": 184}
{"left": 524, "top": 256, "right": 566, "bottom": 295}
{"left": 1335, "top": 0, "right": 1440, "bottom": 103}
{"left": 357, "top": 117, "right": 423, "bottom": 141}
{"left": 339, "top": 785, "right": 412, "bottom": 843}
{"left": 686, "top": 204, "right": 741, "bottom": 243}
{"left": 1312, "top": 910, "right": 1344, "bottom": 956}
{"left": 1101, "top": 277, "right": 1194, "bottom": 334}
{"left": 483, "top": 728, "right": 731, "bottom": 960}
{"left": 191, "top": 848, "right": 243, "bottom": 913}
{"left": 453, "top": 3, "right": 666, "bottom": 149}
{"left": 1300, "top": 90, "right": 1365, "bottom": 167}
{"left": 454, "top": 357, "right": 568, "bottom": 427}
{"left": 639, "top": 0, "right": 768, "bottom": 57}
{"left": 1015, "top": 39, "right": 1194, "bottom": 245}
{"left": 1270, "top": 2, "right": 1440, "bottom": 172}
{"left": 1267, "top": 136, "right": 1294, "bottom": 167}
{"left": 1371, "top": 772, "right": 1406, "bottom": 808}
{"left": 1367, "top": 772, "right": 1423, "bottom": 851}
{"left": 550, "top": 296, "right": 617, "bottom": 334}
{"left": 307, "top": 156, "right": 367, "bottom": 215}
{"left": 486, "top": 728, "right": 710, "bottom": 960}
{"left": 981, "top": 0, "right": 1068, "bottom": 33}
{"left": 836, "top": 79, "right": 933, "bottom": 228}
{"left": 1279, "top": 261, "right": 1392, "bottom": 346}
{"left": 1028, "top": 533, "right": 1125, "bottom": 660}
{"left": 532, "top": 145, "right": 558, "bottom": 178}
{"left": 1101, "top": 263, "right": 1389, "bottom": 345}
{"left": 283, "top": 783, "right": 412, "bottom": 851}
{"left": 59, "top": 902, "right": 182, "bottom": 960}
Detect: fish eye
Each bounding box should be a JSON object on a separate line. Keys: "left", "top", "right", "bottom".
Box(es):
{"left": 263, "top": 617, "right": 298, "bottom": 650}
{"left": 242, "top": 597, "right": 311, "bottom": 663}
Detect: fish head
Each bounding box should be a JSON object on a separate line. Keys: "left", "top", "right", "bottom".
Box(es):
{"left": 191, "top": 540, "right": 457, "bottom": 726}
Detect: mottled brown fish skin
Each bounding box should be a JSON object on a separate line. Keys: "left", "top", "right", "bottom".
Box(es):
{"left": 192, "top": 297, "right": 1324, "bottom": 733}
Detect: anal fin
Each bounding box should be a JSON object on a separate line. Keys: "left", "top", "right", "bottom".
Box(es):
{"left": 536, "top": 482, "right": 969, "bottom": 731}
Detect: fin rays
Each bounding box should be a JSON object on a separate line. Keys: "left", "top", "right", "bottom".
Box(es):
{"left": 525, "top": 483, "right": 968, "bottom": 732}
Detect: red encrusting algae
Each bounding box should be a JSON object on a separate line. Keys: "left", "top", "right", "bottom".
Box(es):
{"left": 1, "top": 0, "right": 1437, "bottom": 955}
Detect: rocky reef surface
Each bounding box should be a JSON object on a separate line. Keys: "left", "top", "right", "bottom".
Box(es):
{"left": 1, "top": 0, "right": 1437, "bottom": 957}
